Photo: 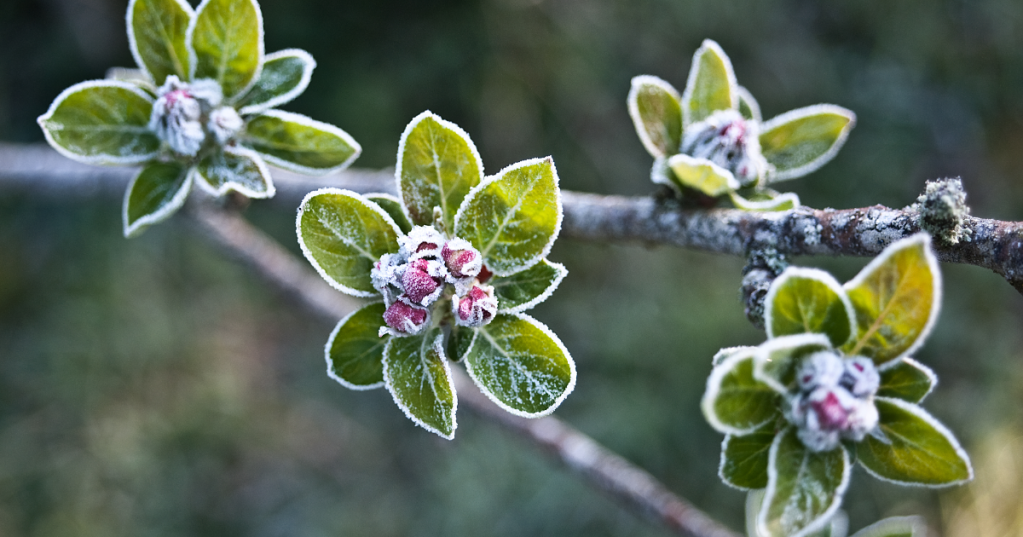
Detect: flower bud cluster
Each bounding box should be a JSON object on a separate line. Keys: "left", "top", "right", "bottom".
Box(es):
{"left": 149, "top": 75, "right": 243, "bottom": 156}
{"left": 680, "top": 109, "right": 768, "bottom": 187}
{"left": 371, "top": 226, "right": 497, "bottom": 337}
{"left": 786, "top": 352, "right": 880, "bottom": 452}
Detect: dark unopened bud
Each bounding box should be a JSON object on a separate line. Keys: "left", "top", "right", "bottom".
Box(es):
{"left": 453, "top": 284, "right": 498, "bottom": 327}
{"left": 680, "top": 109, "right": 767, "bottom": 187}
{"left": 382, "top": 301, "right": 429, "bottom": 336}
{"left": 401, "top": 258, "right": 443, "bottom": 305}
{"left": 400, "top": 226, "right": 445, "bottom": 260}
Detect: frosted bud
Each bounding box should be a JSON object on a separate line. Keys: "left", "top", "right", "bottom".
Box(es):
{"left": 796, "top": 351, "right": 845, "bottom": 391}
{"left": 453, "top": 284, "right": 498, "bottom": 327}
{"left": 841, "top": 397, "right": 879, "bottom": 442}
{"left": 680, "top": 109, "right": 768, "bottom": 187}
{"left": 840, "top": 356, "right": 880, "bottom": 397}
{"left": 400, "top": 226, "right": 445, "bottom": 260}
{"left": 789, "top": 386, "right": 880, "bottom": 452}
{"left": 209, "top": 106, "right": 243, "bottom": 144}
{"left": 401, "top": 258, "right": 445, "bottom": 306}
{"left": 381, "top": 301, "right": 430, "bottom": 336}
{"left": 442, "top": 238, "right": 482, "bottom": 279}
{"left": 371, "top": 253, "right": 404, "bottom": 306}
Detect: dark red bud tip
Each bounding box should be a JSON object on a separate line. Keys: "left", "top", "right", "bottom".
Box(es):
{"left": 416, "top": 242, "right": 438, "bottom": 253}
{"left": 383, "top": 301, "right": 428, "bottom": 333}
{"left": 478, "top": 264, "right": 492, "bottom": 283}
{"left": 811, "top": 392, "right": 849, "bottom": 430}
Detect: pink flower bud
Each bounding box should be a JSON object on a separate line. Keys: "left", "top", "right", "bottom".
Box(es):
{"left": 441, "top": 238, "right": 482, "bottom": 279}
{"left": 453, "top": 284, "right": 498, "bottom": 327}
{"left": 382, "top": 301, "right": 429, "bottom": 336}
{"left": 149, "top": 76, "right": 223, "bottom": 156}
{"left": 400, "top": 226, "right": 445, "bottom": 260}
{"left": 401, "top": 258, "right": 443, "bottom": 305}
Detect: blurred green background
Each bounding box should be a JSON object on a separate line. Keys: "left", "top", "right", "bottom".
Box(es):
{"left": 2, "top": 0, "right": 1023, "bottom": 535}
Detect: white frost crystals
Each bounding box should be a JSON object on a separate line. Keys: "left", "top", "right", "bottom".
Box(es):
{"left": 680, "top": 108, "right": 768, "bottom": 187}
{"left": 787, "top": 352, "right": 881, "bottom": 452}
{"left": 149, "top": 75, "right": 233, "bottom": 155}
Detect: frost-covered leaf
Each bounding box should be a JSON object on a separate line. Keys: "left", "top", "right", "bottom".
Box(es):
{"left": 193, "top": 145, "right": 274, "bottom": 198}
{"left": 463, "top": 313, "right": 575, "bottom": 418}
{"left": 491, "top": 259, "right": 567, "bottom": 314}
{"left": 720, "top": 421, "right": 777, "bottom": 490}
{"left": 759, "top": 428, "right": 850, "bottom": 537}
{"left": 703, "top": 348, "right": 780, "bottom": 435}
{"left": 842, "top": 234, "right": 941, "bottom": 367}
{"left": 712, "top": 346, "right": 757, "bottom": 366}
{"left": 188, "top": 0, "right": 263, "bottom": 99}
{"left": 296, "top": 188, "right": 401, "bottom": 296}
{"left": 236, "top": 49, "right": 315, "bottom": 115}
{"left": 37, "top": 81, "right": 160, "bottom": 165}
{"left": 857, "top": 397, "right": 972, "bottom": 487}
{"left": 454, "top": 157, "right": 561, "bottom": 276}
{"left": 241, "top": 110, "right": 361, "bottom": 174}
{"left": 365, "top": 193, "right": 412, "bottom": 234}
{"left": 127, "top": 0, "right": 194, "bottom": 84}
{"left": 325, "top": 302, "right": 388, "bottom": 390}
{"left": 747, "top": 489, "right": 849, "bottom": 537}
{"left": 848, "top": 516, "right": 925, "bottom": 537}
{"left": 877, "top": 358, "right": 936, "bottom": 403}
{"left": 447, "top": 325, "right": 474, "bottom": 363}
{"left": 729, "top": 190, "right": 800, "bottom": 212}
{"left": 765, "top": 268, "right": 856, "bottom": 348}
{"left": 754, "top": 333, "right": 832, "bottom": 394}
{"left": 397, "top": 111, "right": 482, "bottom": 230}
{"left": 760, "top": 105, "right": 856, "bottom": 182}
{"left": 666, "top": 153, "right": 739, "bottom": 197}
{"left": 123, "top": 160, "right": 191, "bottom": 238}
{"left": 736, "top": 86, "right": 762, "bottom": 122}
{"left": 627, "top": 75, "right": 683, "bottom": 158}
{"left": 682, "top": 39, "right": 737, "bottom": 125}
{"left": 383, "top": 329, "right": 457, "bottom": 439}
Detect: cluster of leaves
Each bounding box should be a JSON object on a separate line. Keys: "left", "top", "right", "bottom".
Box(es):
{"left": 37, "top": 0, "right": 360, "bottom": 237}
{"left": 702, "top": 234, "right": 972, "bottom": 537}
{"left": 628, "top": 39, "right": 856, "bottom": 210}
{"left": 296, "top": 112, "right": 575, "bottom": 439}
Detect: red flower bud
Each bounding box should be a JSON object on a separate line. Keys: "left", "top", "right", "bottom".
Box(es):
{"left": 382, "top": 301, "right": 429, "bottom": 335}
{"left": 441, "top": 238, "right": 482, "bottom": 279}
{"left": 401, "top": 258, "right": 443, "bottom": 305}
{"left": 453, "top": 284, "right": 498, "bottom": 327}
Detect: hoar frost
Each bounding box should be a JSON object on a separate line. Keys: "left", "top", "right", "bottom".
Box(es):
{"left": 149, "top": 76, "right": 243, "bottom": 156}
{"left": 681, "top": 109, "right": 769, "bottom": 187}
{"left": 787, "top": 352, "right": 880, "bottom": 452}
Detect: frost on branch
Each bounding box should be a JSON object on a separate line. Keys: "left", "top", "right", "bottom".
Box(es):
{"left": 913, "top": 177, "right": 971, "bottom": 245}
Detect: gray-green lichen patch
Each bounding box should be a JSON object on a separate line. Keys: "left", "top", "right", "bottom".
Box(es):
{"left": 913, "top": 177, "right": 971, "bottom": 245}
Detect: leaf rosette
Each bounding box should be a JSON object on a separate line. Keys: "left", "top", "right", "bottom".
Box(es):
{"left": 297, "top": 111, "right": 575, "bottom": 439}
{"left": 702, "top": 234, "right": 971, "bottom": 537}
{"left": 627, "top": 39, "right": 856, "bottom": 211}
{"left": 37, "top": 0, "right": 361, "bottom": 237}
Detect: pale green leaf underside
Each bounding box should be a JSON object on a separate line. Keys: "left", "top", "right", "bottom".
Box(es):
{"left": 667, "top": 154, "right": 737, "bottom": 197}
{"left": 399, "top": 114, "right": 481, "bottom": 230}
{"left": 721, "top": 421, "right": 776, "bottom": 489}
{"left": 760, "top": 109, "right": 853, "bottom": 177}
{"left": 729, "top": 190, "right": 799, "bottom": 212}
{"left": 365, "top": 194, "right": 413, "bottom": 234}
{"left": 235, "top": 50, "right": 312, "bottom": 113}
{"left": 755, "top": 335, "right": 832, "bottom": 393}
{"left": 629, "top": 77, "right": 682, "bottom": 158}
{"left": 384, "top": 330, "right": 456, "bottom": 438}
{"left": 761, "top": 428, "right": 848, "bottom": 537}
{"left": 243, "top": 112, "right": 358, "bottom": 172}
{"left": 705, "top": 354, "right": 779, "bottom": 433}
{"left": 877, "top": 358, "right": 935, "bottom": 403}
{"left": 465, "top": 314, "right": 573, "bottom": 417}
{"left": 327, "top": 302, "right": 388, "bottom": 388}
{"left": 491, "top": 259, "right": 566, "bottom": 313}
{"left": 298, "top": 190, "right": 400, "bottom": 295}
{"left": 848, "top": 516, "right": 924, "bottom": 537}
{"left": 737, "top": 87, "right": 760, "bottom": 122}
{"left": 455, "top": 158, "right": 559, "bottom": 276}
{"left": 124, "top": 160, "right": 190, "bottom": 237}
{"left": 191, "top": 0, "right": 262, "bottom": 99}
{"left": 685, "top": 42, "right": 734, "bottom": 124}
{"left": 767, "top": 271, "right": 852, "bottom": 347}
{"left": 130, "top": 0, "right": 193, "bottom": 84}
{"left": 196, "top": 148, "right": 271, "bottom": 197}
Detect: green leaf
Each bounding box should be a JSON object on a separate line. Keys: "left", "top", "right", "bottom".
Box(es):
{"left": 736, "top": 86, "right": 762, "bottom": 122}
{"left": 759, "top": 428, "right": 851, "bottom": 537}
{"left": 447, "top": 325, "right": 474, "bottom": 363}
{"left": 712, "top": 346, "right": 756, "bottom": 366}
{"left": 37, "top": 81, "right": 160, "bottom": 165}
{"left": 702, "top": 348, "right": 780, "bottom": 435}
{"left": 122, "top": 160, "right": 191, "bottom": 238}
{"left": 627, "top": 75, "right": 683, "bottom": 158}
{"left": 188, "top": 0, "right": 263, "bottom": 99}
{"left": 491, "top": 259, "right": 567, "bottom": 314}
{"left": 720, "top": 421, "right": 777, "bottom": 490}
{"left": 746, "top": 490, "right": 849, "bottom": 537}
{"left": 877, "top": 358, "right": 936, "bottom": 403}
{"left": 848, "top": 516, "right": 925, "bottom": 537}
{"left": 193, "top": 145, "right": 274, "bottom": 198}
{"left": 765, "top": 267, "right": 856, "bottom": 347}
{"left": 241, "top": 110, "right": 361, "bottom": 174}
{"left": 729, "top": 190, "right": 800, "bottom": 212}
{"left": 760, "top": 105, "right": 856, "bottom": 182}
{"left": 754, "top": 333, "right": 833, "bottom": 393}
{"left": 365, "top": 193, "right": 413, "bottom": 234}
{"left": 296, "top": 188, "right": 401, "bottom": 297}
{"left": 842, "top": 234, "right": 941, "bottom": 367}
{"left": 682, "top": 39, "right": 737, "bottom": 125}
{"left": 666, "top": 153, "right": 738, "bottom": 197}
{"left": 454, "top": 157, "right": 561, "bottom": 276}
{"left": 857, "top": 397, "right": 972, "bottom": 487}
{"left": 325, "top": 302, "right": 388, "bottom": 389}
{"left": 383, "top": 329, "right": 457, "bottom": 439}
{"left": 127, "top": 0, "right": 194, "bottom": 84}
{"left": 236, "top": 49, "right": 315, "bottom": 115}
{"left": 463, "top": 313, "right": 575, "bottom": 417}
{"left": 396, "top": 111, "right": 483, "bottom": 231}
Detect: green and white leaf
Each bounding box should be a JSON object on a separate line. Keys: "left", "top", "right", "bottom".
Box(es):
{"left": 397, "top": 111, "right": 483, "bottom": 230}
{"left": 383, "top": 329, "right": 457, "bottom": 439}
{"left": 463, "top": 313, "right": 575, "bottom": 418}
{"left": 491, "top": 259, "right": 568, "bottom": 314}
{"left": 712, "top": 346, "right": 757, "bottom": 366}
{"left": 682, "top": 39, "right": 737, "bottom": 125}
{"left": 454, "top": 157, "right": 562, "bottom": 276}
{"left": 241, "top": 110, "right": 361, "bottom": 174}
{"left": 754, "top": 333, "right": 833, "bottom": 393}
{"left": 857, "top": 397, "right": 973, "bottom": 487}
{"left": 703, "top": 348, "right": 780, "bottom": 435}
{"left": 37, "top": 80, "right": 160, "bottom": 165}
{"left": 842, "top": 234, "right": 941, "bottom": 367}
{"left": 877, "top": 358, "right": 936, "bottom": 403}
{"left": 447, "top": 325, "right": 474, "bottom": 363}
{"left": 747, "top": 489, "right": 850, "bottom": 537}
{"left": 720, "top": 421, "right": 777, "bottom": 490}
{"left": 759, "top": 428, "right": 851, "bottom": 537}
{"left": 122, "top": 160, "right": 191, "bottom": 238}
{"left": 106, "top": 67, "right": 157, "bottom": 95}
{"left": 765, "top": 267, "right": 856, "bottom": 347}
{"left": 188, "top": 0, "right": 264, "bottom": 99}
{"left": 236, "top": 48, "right": 315, "bottom": 115}
{"left": 666, "top": 153, "right": 739, "bottom": 197}
{"left": 193, "top": 145, "right": 274, "bottom": 198}
{"left": 627, "top": 75, "right": 683, "bottom": 158}
{"left": 296, "top": 188, "right": 402, "bottom": 296}
{"left": 848, "top": 516, "right": 925, "bottom": 537}
{"left": 736, "top": 86, "right": 762, "bottom": 123}
{"left": 760, "top": 104, "right": 856, "bottom": 182}
{"left": 127, "top": 0, "right": 194, "bottom": 84}
{"left": 325, "top": 302, "right": 388, "bottom": 390}
{"left": 365, "top": 193, "right": 413, "bottom": 234}
{"left": 729, "top": 190, "right": 800, "bottom": 212}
